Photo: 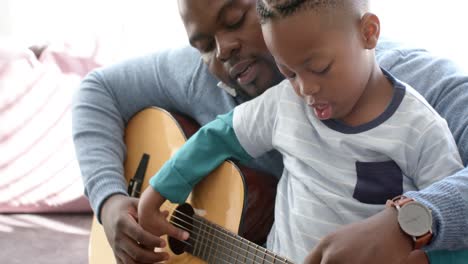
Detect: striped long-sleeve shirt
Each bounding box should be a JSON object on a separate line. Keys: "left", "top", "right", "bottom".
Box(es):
{"left": 150, "top": 72, "right": 463, "bottom": 262}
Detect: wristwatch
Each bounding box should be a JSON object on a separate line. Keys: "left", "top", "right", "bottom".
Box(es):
{"left": 386, "top": 195, "right": 433, "bottom": 249}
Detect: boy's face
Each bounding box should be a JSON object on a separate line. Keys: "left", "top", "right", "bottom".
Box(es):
{"left": 178, "top": 0, "right": 284, "bottom": 98}
{"left": 262, "top": 9, "right": 374, "bottom": 122}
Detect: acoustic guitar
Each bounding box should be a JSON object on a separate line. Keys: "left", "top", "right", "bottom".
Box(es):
{"left": 88, "top": 107, "right": 293, "bottom": 263}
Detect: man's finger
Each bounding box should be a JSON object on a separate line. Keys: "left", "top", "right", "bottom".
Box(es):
{"left": 125, "top": 218, "right": 167, "bottom": 249}
{"left": 127, "top": 198, "right": 140, "bottom": 220}
{"left": 118, "top": 253, "right": 136, "bottom": 264}
{"left": 120, "top": 234, "right": 169, "bottom": 263}
{"left": 304, "top": 247, "right": 323, "bottom": 264}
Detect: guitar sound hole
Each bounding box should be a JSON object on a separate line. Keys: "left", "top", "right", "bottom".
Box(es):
{"left": 168, "top": 203, "right": 195, "bottom": 255}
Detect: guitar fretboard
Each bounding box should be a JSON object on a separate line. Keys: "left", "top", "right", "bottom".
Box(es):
{"left": 189, "top": 215, "right": 294, "bottom": 264}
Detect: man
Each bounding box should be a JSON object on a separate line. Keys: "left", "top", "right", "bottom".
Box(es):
{"left": 72, "top": 0, "right": 468, "bottom": 263}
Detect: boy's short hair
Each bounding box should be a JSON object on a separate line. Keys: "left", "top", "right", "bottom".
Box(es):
{"left": 256, "top": 0, "right": 367, "bottom": 24}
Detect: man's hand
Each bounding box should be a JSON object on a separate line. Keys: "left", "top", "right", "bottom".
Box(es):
{"left": 101, "top": 194, "right": 172, "bottom": 264}
{"left": 304, "top": 207, "right": 418, "bottom": 264}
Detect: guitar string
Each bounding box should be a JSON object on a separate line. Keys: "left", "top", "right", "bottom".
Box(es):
{"left": 158, "top": 203, "right": 290, "bottom": 264}
{"left": 169, "top": 226, "right": 255, "bottom": 264}
{"left": 169, "top": 219, "right": 289, "bottom": 264}
{"left": 155, "top": 203, "right": 253, "bottom": 263}
{"left": 167, "top": 228, "right": 234, "bottom": 264}
{"left": 165, "top": 209, "right": 290, "bottom": 264}
{"left": 169, "top": 219, "right": 288, "bottom": 264}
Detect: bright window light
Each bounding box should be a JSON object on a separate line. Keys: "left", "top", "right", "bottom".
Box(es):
{"left": 1, "top": 0, "right": 467, "bottom": 69}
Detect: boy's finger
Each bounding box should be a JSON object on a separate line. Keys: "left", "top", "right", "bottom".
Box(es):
{"left": 164, "top": 222, "right": 190, "bottom": 241}
{"left": 160, "top": 210, "right": 170, "bottom": 218}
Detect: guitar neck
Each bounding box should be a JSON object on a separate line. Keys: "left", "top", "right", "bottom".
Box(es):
{"left": 188, "top": 215, "right": 294, "bottom": 264}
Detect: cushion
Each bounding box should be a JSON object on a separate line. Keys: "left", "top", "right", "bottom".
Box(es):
{"left": 0, "top": 38, "right": 102, "bottom": 213}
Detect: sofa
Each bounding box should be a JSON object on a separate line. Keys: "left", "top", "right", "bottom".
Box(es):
{"left": 0, "top": 38, "right": 104, "bottom": 263}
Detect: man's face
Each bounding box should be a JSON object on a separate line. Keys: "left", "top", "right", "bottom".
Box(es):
{"left": 178, "top": 0, "right": 284, "bottom": 98}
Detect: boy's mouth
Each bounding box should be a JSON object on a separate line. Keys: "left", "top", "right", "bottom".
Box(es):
{"left": 312, "top": 103, "right": 332, "bottom": 120}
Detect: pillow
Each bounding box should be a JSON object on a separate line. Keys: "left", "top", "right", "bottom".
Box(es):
{"left": 0, "top": 39, "right": 102, "bottom": 213}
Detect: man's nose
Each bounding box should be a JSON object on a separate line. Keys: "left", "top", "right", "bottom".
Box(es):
{"left": 215, "top": 33, "right": 240, "bottom": 62}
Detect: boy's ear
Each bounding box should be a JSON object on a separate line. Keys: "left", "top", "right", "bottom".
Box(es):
{"left": 360, "top": 12, "right": 380, "bottom": 49}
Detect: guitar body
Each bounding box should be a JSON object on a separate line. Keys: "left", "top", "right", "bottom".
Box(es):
{"left": 89, "top": 107, "right": 278, "bottom": 263}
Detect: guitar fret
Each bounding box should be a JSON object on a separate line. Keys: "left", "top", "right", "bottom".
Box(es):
{"left": 191, "top": 218, "right": 196, "bottom": 257}
{"left": 262, "top": 247, "right": 267, "bottom": 264}
{"left": 238, "top": 237, "right": 245, "bottom": 263}
{"left": 226, "top": 230, "right": 234, "bottom": 263}
{"left": 229, "top": 231, "right": 238, "bottom": 263}
{"left": 253, "top": 243, "right": 260, "bottom": 264}
{"left": 220, "top": 226, "right": 232, "bottom": 262}
{"left": 209, "top": 222, "right": 237, "bottom": 263}
{"left": 234, "top": 234, "right": 241, "bottom": 264}
{"left": 173, "top": 210, "right": 294, "bottom": 264}
{"left": 207, "top": 221, "right": 217, "bottom": 263}
{"left": 190, "top": 219, "right": 199, "bottom": 256}
{"left": 264, "top": 248, "right": 275, "bottom": 264}
{"left": 212, "top": 221, "right": 219, "bottom": 262}
{"left": 220, "top": 223, "right": 233, "bottom": 263}
{"left": 246, "top": 240, "right": 255, "bottom": 264}
{"left": 191, "top": 217, "right": 200, "bottom": 257}
{"left": 205, "top": 220, "right": 213, "bottom": 263}
{"left": 198, "top": 218, "right": 205, "bottom": 259}
{"left": 273, "top": 253, "right": 288, "bottom": 264}
{"left": 239, "top": 236, "right": 251, "bottom": 264}
{"left": 203, "top": 220, "right": 212, "bottom": 261}
{"left": 199, "top": 218, "right": 208, "bottom": 260}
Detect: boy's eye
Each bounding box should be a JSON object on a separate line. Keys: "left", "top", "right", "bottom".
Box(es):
{"left": 312, "top": 63, "right": 332, "bottom": 75}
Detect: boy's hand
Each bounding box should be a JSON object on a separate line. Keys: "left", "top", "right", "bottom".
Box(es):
{"left": 138, "top": 187, "right": 190, "bottom": 248}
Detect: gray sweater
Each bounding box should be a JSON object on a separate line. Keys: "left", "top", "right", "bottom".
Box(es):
{"left": 72, "top": 38, "right": 468, "bottom": 250}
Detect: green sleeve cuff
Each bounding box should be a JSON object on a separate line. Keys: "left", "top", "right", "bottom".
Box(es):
{"left": 427, "top": 249, "right": 468, "bottom": 264}
{"left": 149, "top": 159, "right": 194, "bottom": 204}
{"left": 149, "top": 111, "right": 253, "bottom": 203}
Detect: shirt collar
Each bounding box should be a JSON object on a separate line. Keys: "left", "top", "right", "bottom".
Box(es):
{"left": 217, "top": 81, "right": 237, "bottom": 97}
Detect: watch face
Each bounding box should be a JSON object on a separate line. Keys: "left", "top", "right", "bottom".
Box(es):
{"left": 398, "top": 202, "right": 432, "bottom": 237}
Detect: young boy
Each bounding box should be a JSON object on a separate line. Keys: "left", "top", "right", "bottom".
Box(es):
{"left": 138, "top": 0, "right": 464, "bottom": 262}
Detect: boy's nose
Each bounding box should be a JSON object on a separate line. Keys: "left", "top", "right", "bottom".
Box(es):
{"left": 300, "top": 83, "right": 320, "bottom": 97}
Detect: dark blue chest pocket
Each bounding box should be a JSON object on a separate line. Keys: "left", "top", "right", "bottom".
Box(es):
{"left": 353, "top": 160, "right": 403, "bottom": 204}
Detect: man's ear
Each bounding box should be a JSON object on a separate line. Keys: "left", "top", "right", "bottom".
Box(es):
{"left": 360, "top": 12, "right": 380, "bottom": 49}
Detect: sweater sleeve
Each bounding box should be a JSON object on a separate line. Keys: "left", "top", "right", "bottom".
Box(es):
{"left": 376, "top": 39, "right": 468, "bottom": 250}
{"left": 71, "top": 47, "right": 221, "bottom": 222}
{"left": 149, "top": 111, "right": 253, "bottom": 204}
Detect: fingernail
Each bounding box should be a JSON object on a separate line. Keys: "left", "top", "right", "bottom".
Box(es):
{"left": 182, "top": 231, "right": 189, "bottom": 240}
